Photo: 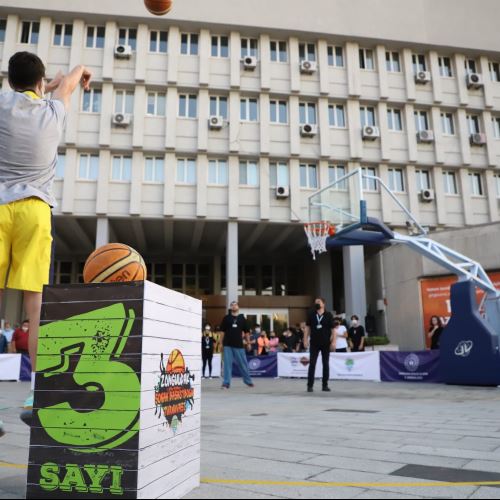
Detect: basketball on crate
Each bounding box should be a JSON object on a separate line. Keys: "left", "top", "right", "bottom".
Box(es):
{"left": 144, "top": 0, "right": 173, "bottom": 15}
{"left": 83, "top": 243, "right": 147, "bottom": 283}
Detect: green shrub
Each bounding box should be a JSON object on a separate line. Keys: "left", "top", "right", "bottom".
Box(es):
{"left": 365, "top": 336, "right": 390, "bottom": 347}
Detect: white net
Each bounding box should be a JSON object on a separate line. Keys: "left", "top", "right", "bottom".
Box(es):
{"left": 304, "top": 222, "right": 331, "bottom": 260}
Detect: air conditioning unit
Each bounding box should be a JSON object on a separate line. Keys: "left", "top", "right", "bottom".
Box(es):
{"left": 242, "top": 56, "right": 258, "bottom": 70}
{"left": 112, "top": 113, "right": 132, "bottom": 127}
{"left": 276, "top": 186, "right": 290, "bottom": 199}
{"left": 467, "top": 73, "right": 484, "bottom": 89}
{"left": 415, "top": 71, "right": 432, "bottom": 84}
{"left": 300, "top": 124, "right": 318, "bottom": 137}
{"left": 300, "top": 60, "right": 317, "bottom": 74}
{"left": 417, "top": 130, "right": 435, "bottom": 143}
{"left": 470, "top": 133, "right": 487, "bottom": 146}
{"left": 362, "top": 125, "right": 380, "bottom": 140}
{"left": 420, "top": 189, "right": 435, "bottom": 202}
{"left": 114, "top": 44, "right": 132, "bottom": 59}
{"left": 208, "top": 115, "right": 224, "bottom": 130}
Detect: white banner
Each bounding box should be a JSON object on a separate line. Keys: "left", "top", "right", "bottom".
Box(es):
{"left": 212, "top": 354, "right": 222, "bottom": 378}
{"left": 0, "top": 354, "right": 22, "bottom": 381}
{"left": 278, "top": 352, "right": 380, "bottom": 381}
{"left": 330, "top": 352, "right": 381, "bottom": 381}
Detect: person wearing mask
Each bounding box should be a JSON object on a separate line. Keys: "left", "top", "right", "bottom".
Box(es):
{"left": 269, "top": 332, "right": 280, "bottom": 353}
{"left": 296, "top": 323, "right": 306, "bottom": 352}
{"left": 243, "top": 332, "right": 254, "bottom": 355}
{"left": 257, "top": 331, "right": 270, "bottom": 356}
{"left": 12, "top": 320, "right": 30, "bottom": 356}
{"left": 332, "top": 320, "right": 349, "bottom": 353}
{"left": 250, "top": 325, "right": 261, "bottom": 356}
{"left": 348, "top": 315, "right": 366, "bottom": 353}
{"left": 201, "top": 324, "right": 215, "bottom": 379}
{"left": 428, "top": 316, "right": 444, "bottom": 350}
{"left": 282, "top": 329, "right": 298, "bottom": 353}
{"left": 0, "top": 329, "right": 6, "bottom": 354}
{"left": 304, "top": 298, "right": 335, "bottom": 393}
{"left": 220, "top": 301, "right": 254, "bottom": 389}
{"left": 2, "top": 321, "right": 14, "bottom": 352}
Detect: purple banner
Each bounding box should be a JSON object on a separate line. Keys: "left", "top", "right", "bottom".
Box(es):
{"left": 20, "top": 354, "right": 32, "bottom": 382}
{"left": 233, "top": 354, "right": 278, "bottom": 378}
{"left": 380, "top": 351, "right": 442, "bottom": 383}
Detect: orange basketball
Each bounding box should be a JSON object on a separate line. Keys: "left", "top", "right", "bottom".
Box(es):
{"left": 167, "top": 349, "right": 186, "bottom": 374}
{"left": 83, "top": 243, "right": 147, "bottom": 284}
{"left": 144, "top": 0, "right": 173, "bottom": 15}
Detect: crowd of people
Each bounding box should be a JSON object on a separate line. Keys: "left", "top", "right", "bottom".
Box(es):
{"left": 0, "top": 320, "right": 31, "bottom": 355}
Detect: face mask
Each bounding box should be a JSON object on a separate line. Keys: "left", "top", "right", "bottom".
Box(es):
{"left": 255, "top": 328, "right": 261, "bottom": 334}
{"left": 22, "top": 327, "right": 29, "bottom": 332}
{"left": 205, "top": 326, "right": 211, "bottom": 331}
{"left": 352, "top": 321, "right": 358, "bottom": 327}
{"left": 315, "top": 303, "right": 322, "bottom": 311}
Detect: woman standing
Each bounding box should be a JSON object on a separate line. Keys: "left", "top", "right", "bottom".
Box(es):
{"left": 257, "top": 331, "right": 271, "bottom": 356}
{"left": 332, "top": 320, "right": 349, "bottom": 353}
{"left": 428, "top": 316, "right": 444, "bottom": 350}
{"left": 269, "top": 331, "right": 280, "bottom": 353}
{"left": 202, "top": 324, "right": 215, "bottom": 378}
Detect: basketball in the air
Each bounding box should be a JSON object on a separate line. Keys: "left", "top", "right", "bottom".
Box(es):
{"left": 83, "top": 243, "right": 147, "bottom": 284}
{"left": 144, "top": 0, "right": 173, "bottom": 15}
{"left": 167, "top": 349, "right": 186, "bottom": 374}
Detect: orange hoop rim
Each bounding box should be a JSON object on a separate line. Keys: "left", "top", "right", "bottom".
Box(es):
{"left": 304, "top": 221, "right": 336, "bottom": 237}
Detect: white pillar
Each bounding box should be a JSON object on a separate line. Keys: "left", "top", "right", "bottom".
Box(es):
{"left": 96, "top": 218, "right": 110, "bottom": 248}
{"left": 226, "top": 222, "right": 239, "bottom": 308}
{"left": 343, "top": 246, "right": 367, "bottom": 325}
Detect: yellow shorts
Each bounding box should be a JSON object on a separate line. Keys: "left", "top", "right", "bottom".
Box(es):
{"left": 0, "top": 198, "right": 52, "bottom": 293}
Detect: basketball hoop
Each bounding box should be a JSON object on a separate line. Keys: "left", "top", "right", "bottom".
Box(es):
{"left": 304, "top": 221, "right": 335, "bottom": 260}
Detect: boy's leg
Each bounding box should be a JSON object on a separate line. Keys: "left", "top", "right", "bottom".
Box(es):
{"left": 24, "top": 291, "right": 42, "bottom": 372}
{"left": 222, "top": 346, "right": 234, "bottom": 387}
{"left": 234, "top": 349, "right": 253, "bottom": 386}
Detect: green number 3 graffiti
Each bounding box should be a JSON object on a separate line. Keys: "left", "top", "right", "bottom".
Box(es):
{"left": 37, "top": 303, "right": 141, "bottom": 453}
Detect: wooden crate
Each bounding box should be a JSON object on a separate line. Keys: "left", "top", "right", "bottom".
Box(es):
{"left": 26, "top": 281, "right": 202, "bottom": 499}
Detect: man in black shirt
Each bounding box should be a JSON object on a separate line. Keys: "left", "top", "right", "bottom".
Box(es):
{"left": 304, "top": 298, "right": 335, "bottom": 393}
{"left": 220, "top": 301, "right": 254, "bottom": 389}
{"left": 348, "top": 315, "right": 366, "bottom": 352}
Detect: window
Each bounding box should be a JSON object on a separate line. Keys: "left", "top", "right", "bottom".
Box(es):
{"left": 56, "top": 153, "right": 65, "bottom": 179}
{"left": 82, "top": 89, "right": 102, "bottom": 113}
{"left": 147, "top": 92, "right": 166, "bottom": 116}
{"left": 362, "top": 167, "right": 378, "bottom": 191}
{"left": 270, "top": 40, "right": 287, "bottom": 62}
{"left": 493, "top": 116, "right": 500, "bottom": 139}
{"left": 299, "top": 42, "right": 316, "bottom": 62}
{"left": 240, "top": 98, "right": 258, "bottom": 121}
{"left": 181, "top": 33, "right": 198, "bottom": 55}
{"left": 443, "top": 171, "right": 459, "bottom": 195}
{"left": 210, "top": 96, "right": 228, "bottom": 119}
{"left": 414, "top": 110, "right": 430, "bottom": 132}
{"left": 359, "top": 48, "right": 375, "bottom": 70}
{"left": 20, "top": 21, "right": 39, "bottom": 44}
{"left": 413, "top": 54, "right": 427, "bottom": 73}
{"left": 495, "top": 175, "right": 500, "bottom": 198}
{"left": 78, "top": 154, "right": 99, "bottom": 180}
{"left": 211, "top": 35, "right": 229, "bottom": 58}
{"left": 438, "top": 56, "right": 453, "bottom": 77}
{"left": 489, "top": 62, "right": 500, "bottom": 82}
{"left": 270, "top": 100, "right": 288, "bottom": 124}
{"left": 328, "top": 165, "right": 347, "bottom": 189}
{"left": 386, "top": 51, "right": 401, "bottom": 72}
{"left": 465, "top": 59, "right": 477, "bottom": 74}
{"left": 300, "top": 163, "right": 318, "bottom": 189}
{"left": 118, "top": 28, "right": 137, "bottom": 50}
{"left": 239, "top": 161, "right": 259, "bottom": 186}
{"left": 388, "top": 168, "right": 405, "bottom": 193}
{"left": 299, "top": 102, "right": 317, "bottom": 125}
{"left": 360, "top": 106, "right": 376, "bottom": 127}
{"left": 208, "top": 159, "right": 228, "bottom": 185}
{"left": 469, "top": 172, "right": 484, "bottom": 196}
{"left": 178, "top": 94, "right": 197, "bottom": 118}
{"left": 111, "top": 155, "right": 132, "bottom": 182}
{"left": 86, "top": 26, "right": 105, "bottom": 49}
{"left": 114, "top": 90, "right": 134, "bottom": 114}
{"left": 177, "top": 158, "right": 196, "bottom": 184}
{"left": 53, "top": 23, "right": 72, "bottom": 47}
{"left": 328, "top": 104, "right": 346, "bottom": 128}
{"left": 0, "top": 19, "right": 6, "bottom": 43}
{"left": 387, "top": 108, "right": 403, "bottom": 131}
{"left": 241, "top": 38, "right": 258, "bottom": 58}
{"left": 415, "top": 169, "right": 431, "bottom": 191}
{"left": 147, "top": 263, "right": 167, "bottom": 286}
{"left": 467, "top": 114, "right": 481, "bottom": 135}
{"left": 270, "top": 162, "right": 289, "bottom": 187}
{"left": 144, "top": 157, "right": 164, "bottom": 183}
{"left": 441, "top": 112, "right": 455, "bottom": 135}
{"left": 55, "top": 261, "right": 73, "bottom": 284}
{"left": 328, "top": 46, "right": 344, "bottom": 67}
{"left": 150, "top": 30, "right": 168, "bottom": 53}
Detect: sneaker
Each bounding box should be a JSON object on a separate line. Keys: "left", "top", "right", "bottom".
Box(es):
{"left": 307, "top": 387, "right": 314, "bottom": 393}
{"left": 322, "top": 386, "right": 331, "bottom": 392}
{"left": 20, "top": 410, "right": 33, "bottom": 427}
{"left": 23, "top": 392, "right": 34, "bottom": 410}
{"left": 245, "top": 383, "right": 255, "bottom": 388}
{"left": 221, "top": 384, "right": 230, "bottom": 390}
{"left": 0, "top": 421, "right": 5, "bottom": 438}
{"left": 209, "top": 377, "right": 213, "bottom": 380}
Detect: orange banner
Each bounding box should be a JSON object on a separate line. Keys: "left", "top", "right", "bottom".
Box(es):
{"left": 420, "top": 272, "right": 500, "bottom": 348}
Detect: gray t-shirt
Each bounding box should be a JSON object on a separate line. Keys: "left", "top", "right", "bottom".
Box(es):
{"left": 0, "top": 91, "right": 66, "bottom": 207}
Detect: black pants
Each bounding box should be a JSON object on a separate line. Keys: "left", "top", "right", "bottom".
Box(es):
{"left": 336, "top": 348, "right": 348, "bottom": 353}
{"left": 308, "top": 342, "right": 330, "bottom": 388}
{"left": 202, "top": 353, "right": 213, "bottom": 377}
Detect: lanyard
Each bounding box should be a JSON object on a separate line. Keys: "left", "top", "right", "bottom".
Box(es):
{"left": 316, "top": 314, "right": 324, "bottom": 325}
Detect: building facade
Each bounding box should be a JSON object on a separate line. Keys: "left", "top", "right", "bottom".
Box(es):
{"left": 2, "top": 0, "right": 500, "bottom": 346}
